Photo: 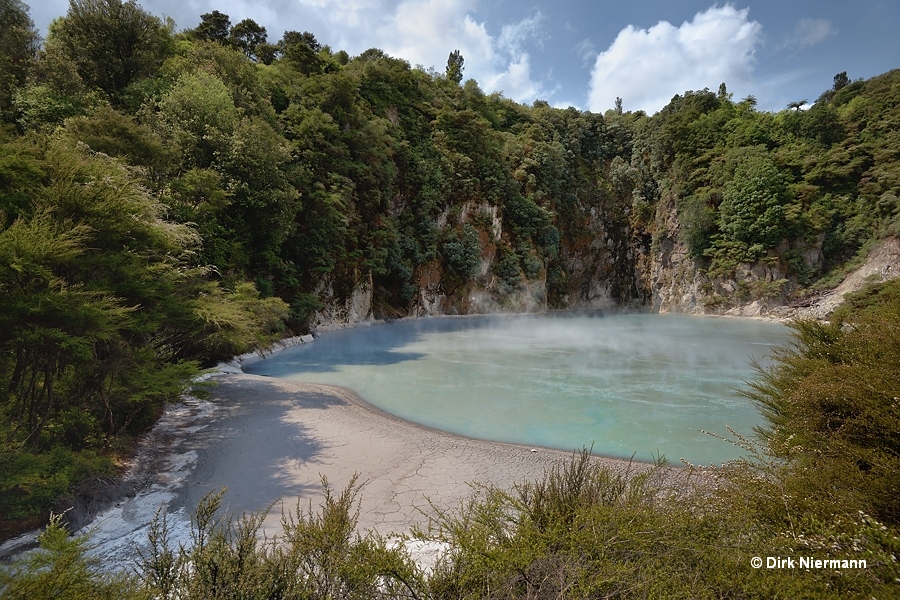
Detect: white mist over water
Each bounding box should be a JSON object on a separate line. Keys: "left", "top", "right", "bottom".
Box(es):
{"left": 246, "top": 314, "right": 789, "bottom": 464}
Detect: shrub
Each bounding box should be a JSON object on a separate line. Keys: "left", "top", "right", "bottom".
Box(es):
{"left": 678, "top": 193, "right": 717, "bottom": 258}
{"left": 137, "top": 476, "right": 426, "bottom": 599}
{"left": 745, "top": 279, "right": 900, "bottom": 526}
{"left": 441, "top": 224, "right": 481, "bottom": 280}
{"left": 493, "top": 248, "right": 522, "bottom": 293}
{"left": 0, "top": 446, "right": 112, "bottom": 521}
{"left": 0, "top": 512, "right": 144, "bottom": 599}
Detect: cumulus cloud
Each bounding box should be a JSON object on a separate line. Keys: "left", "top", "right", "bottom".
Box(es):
{"left": 269, "top": 0, "right": 551, "bottom": 103}
{"left": 483, "top": 54, "right": 545, "bottom": 101}
{"left": 375, "top": 3, "right": 548, "bottom": 102}
{"left": 374, "top": 1, "right": 493, "bottom": 71}
{"left": 587, "top": 5, "right": 762, "bottom": 114}
{"left": 479, "top": 14, "right": 549, "bottom": 100}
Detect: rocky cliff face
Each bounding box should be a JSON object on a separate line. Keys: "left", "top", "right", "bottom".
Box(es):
{"left": 647, "top": 196, "right": 899, "bottom": 319}
{"left": 648, "top": 228, "right": 798, "bottom": 319}
{"left": 643, "top": 192, "right": 791, "bottom": 317}
{"left": 311, "top": 194, "right": 644, "bottom": 328}
{"left": 310, "top": 271, "right": 374, "bottom": 330}
{"left": 559, "top": 204, "right": 644, "bottom": 311}
{"left": 309, "top": 189, "right": 898, "bottom": 329}
{"left": 646, "top": 194, "right": 707, "bottom": 314}
{"left": 786, "top": 236, "right": 900, "bottom": 320}
{"left": 408, "top": 201, "right": 551, "bottom": 317}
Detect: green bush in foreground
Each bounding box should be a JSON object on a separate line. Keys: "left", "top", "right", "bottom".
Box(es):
{"left": 419, "top": 449, "right": 898, "bottom": 599}
{"left": 136, "top": 475, "right": 425, "bottom": 600}
{"left": 3, "top": 452, "right": 898, "bottom": 599}
{"left": 744, "top": 278, "right": 900, "bottom": 527}
{"left": 0, "top": 513, "right": 146, "bottom": 600}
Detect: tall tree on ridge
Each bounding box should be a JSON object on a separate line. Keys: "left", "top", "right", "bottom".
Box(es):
{"left": 230, "top": 18, "right": 267, "bottom": 60}
{"left": 44, "top": 0, "right": 172, "bottom": 102}
{"left": 446, "top": 49, "right": 464, "bottom": 84}
{"left": 194, "top": 9, "right": 231, "bottom": 43}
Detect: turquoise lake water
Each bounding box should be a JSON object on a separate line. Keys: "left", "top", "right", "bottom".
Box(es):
{"left": 244, "top": 313, "right": 790, "bottom": 464}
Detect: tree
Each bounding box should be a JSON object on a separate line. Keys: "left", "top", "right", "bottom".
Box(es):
{"left": 229, "top": 18, "right": 267, "bottom": 60}
{"left": 678, "top": 193, "right": 717, "bottom": 257}
{"left": 787, "top": 98, "right": 808, "bottom": 111}
{"left": 0, "top": 139, "right": 195, "bottom": 446}
{"left": 442, "top": 224, "right": 481, "bottom": 280}
{"left": 62, "top": 105, "right": 175, "bottom": 179}
{"left": 283, "top": 30, "right": 321, "bottom": 53}
{"left": 44, "top": 0, "right": 172, "bottom": 101}
{"left": 255, "top": 42, "right": 279, "bottom": 65}
{"left": 0, "top": 135, "right": 289, "bottom": 517}
{"left": 12, "top": 45, "right": 107, "bottom": 131}
{"left": 0, "top": 0, "right": 39, "bottom": 122}
{"left": 446, "top": 49, "right": 464, "bottom": 84}
{"left": 156, "top": 70, "right": 239, "bottom": 168}
{"left": 716, "top": 146, "right": 788, "bottom": 253}
{"left": 194, "top": 9, "right": 230, "bottom": 43}
{"left": 175, "top": 37, "right": 273, "bottom": 118}
{"left": 280, "top": 30, "right": 322, "bottom": 74}
{"left": 214, "top": 116, "right": 300, "bottom": 275}
{"left": 833, "top": 70, "right": 850, "bottom": 91}
{"left": 717, "top": 82, "right": 729, "bottom": 100}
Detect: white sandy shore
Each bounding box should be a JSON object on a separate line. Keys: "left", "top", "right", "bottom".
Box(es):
{"left": 196, "top": 372, "right": 642, "bottom": 537}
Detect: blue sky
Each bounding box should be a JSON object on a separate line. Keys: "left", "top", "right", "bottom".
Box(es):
{"left": 28, "top": 1, "right": 900, "bottom": 114}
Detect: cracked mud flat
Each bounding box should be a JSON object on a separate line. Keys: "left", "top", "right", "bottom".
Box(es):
{"left": 67, "top": 373, "right": 639, "bottom": 570}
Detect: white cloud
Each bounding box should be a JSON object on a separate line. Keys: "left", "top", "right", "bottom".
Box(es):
{"left": 483, "top": 54, "right": 544, "bottom": 101}
{"left": 497, "top": 13, "right": 544, "bottom": 53}
{"left": 372, "top": 2, "right": 548, "bottom": 102}
{"left": 575, "top": 39, "right": 597, "bottom": 66}
{"left": 481, "top": 14, "right": 549, "bottom": 100}
{"left": 780, "top": 18, "right": 836, "bottom": 51}
{"left": 587, "top": 5, "right": 762, "bottom": 114}
{"left": 372, "top": 0, "right": 494, "bottom": 70}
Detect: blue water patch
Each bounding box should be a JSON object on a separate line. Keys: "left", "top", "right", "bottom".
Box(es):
{"left": 245, "top": 314, "right": 789, "bottom": 464}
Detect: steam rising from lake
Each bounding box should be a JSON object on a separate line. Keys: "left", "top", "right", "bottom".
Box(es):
{"left": 246, "top": 314, "right": 789, "bottom": 464}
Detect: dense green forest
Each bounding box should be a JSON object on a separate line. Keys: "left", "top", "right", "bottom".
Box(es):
{"left": 1, "top": 0, "right": 899, "bottom": 573}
